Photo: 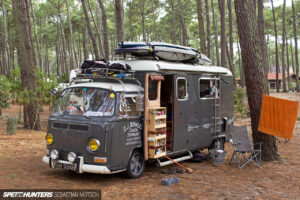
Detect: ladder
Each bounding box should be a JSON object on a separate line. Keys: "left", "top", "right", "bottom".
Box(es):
{"left": 211, "top": 78, "right": 221, "bottom": 138}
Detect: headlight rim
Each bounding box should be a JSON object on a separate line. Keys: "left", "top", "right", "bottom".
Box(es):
{"left": 45, "top": 133, "right": 54, "bottom": 145}
{"left": 67, "top": 152, "right": 77, "bottom": 163}
{"left": 88, "top": 139, "right": 100, "bottom": 152}
{"left": 50, "top": 149, "right": 59, "bottom": 160}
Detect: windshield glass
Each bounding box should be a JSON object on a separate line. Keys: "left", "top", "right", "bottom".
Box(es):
{"left": 54, "top": 88, "right": 116, "bottom": 117}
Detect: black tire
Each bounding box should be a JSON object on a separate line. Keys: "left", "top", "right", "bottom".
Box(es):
{"left": 124, "top": 150, "right": 145, "bottom": 179}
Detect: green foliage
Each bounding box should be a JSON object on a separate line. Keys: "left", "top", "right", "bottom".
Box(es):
{"left": 9, "top": 67, "right": 58, "bottom": 107}
{"left": 35, "top": 67, "right": 59, "bottom": 105}
{"left": 0, "top": 75, "right": 11, "bottom": 114}
{"left": 233, "top": 87, "right": 248, "bottom": 118}
{"left": 9, "top": 67, "right": 22, "bottom": 104}
{"left": 57, "top": 73, "right": 69, "bottom": 83}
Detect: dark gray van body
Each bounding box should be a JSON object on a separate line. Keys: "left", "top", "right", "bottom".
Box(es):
{"left": 43, "top": 60, "right": 234, "bottom": 176}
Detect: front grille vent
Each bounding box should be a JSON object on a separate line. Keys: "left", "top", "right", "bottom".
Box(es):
{"left": 53, "top": 122, "right": 68, "bottom": 129}
{"left": 69, "top": 124, "right": 89, "bottom": 132}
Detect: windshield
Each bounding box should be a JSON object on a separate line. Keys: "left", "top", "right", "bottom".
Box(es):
{"left": 54, "top": 88, "right": 116, "bottom": 117}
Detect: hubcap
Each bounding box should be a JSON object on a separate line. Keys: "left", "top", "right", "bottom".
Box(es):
{"left": 130, "top": 153, "right": 143, "bottom": 175}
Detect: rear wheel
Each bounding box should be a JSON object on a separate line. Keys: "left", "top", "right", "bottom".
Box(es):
{"left": 125, "top": 150, "right": 145, "bottom": 178}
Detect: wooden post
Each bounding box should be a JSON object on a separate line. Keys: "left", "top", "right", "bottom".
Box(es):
{"left": 7, "top": 117, "right": 18, "bottom": 135}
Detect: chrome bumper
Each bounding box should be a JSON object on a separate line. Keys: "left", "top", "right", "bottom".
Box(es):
{"left": 42, "top": 156, "right": 125, "bottom": 174}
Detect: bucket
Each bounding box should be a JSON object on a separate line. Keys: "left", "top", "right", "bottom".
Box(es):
{"left": 209, "top": 149, "right": 227, "bottom": 165}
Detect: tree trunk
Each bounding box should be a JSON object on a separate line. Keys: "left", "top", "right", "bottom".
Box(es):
{"left": 97, "top": 0, "right": 110, "bottom": 61}
{"left": 30, "top": 0, "right": 43, "bottom": 71}
{"left": 141, "top": 1, "right": 146, "bottom": 41}
{"left": 290, "top": 39, "right": 295, "bottom": 73}
{"left": 55, "top": 44, "right": 60, "bottom": 77}
{"left": 226, "top": 42, "right": 236, "bottom": 86}
{"left": 281, "top": 0, "right": 287, "bottom": 92}
{"left": 235, "top": 0, "right": 277, "bottom": 161}
{"left": 65, "top": 0, "right": 78, "bottom": 68}
{"left": 151, "top": 0, "right": 158, "bottom": 41}
{"left": 170, "top": 0, "right": 177, "bottom": 44}
{"left": 196, "top": 0, "right": 206, "bottom": 54}
{"left": 57, "top": 7, "right": 68, "bottom": 74}
{"left": 257, "top": 0, "right": 268, "bottom": 92}
{"left": 218, "top": 0, "right": 226, "bottom": 67}
{"left": 211, "top": 0, "right": 220, "bottom": 66}
{"left": 87, "top": 0, "right": 104, "bottom": 58}
{"left": 292, "top": 0, "right": 299, "bottom": 92}
{"left": 83, "top": 22, "right": 88, "bottom": 60}
{"left": 286, "top": 35, "right": 290, "bottom": 89}
{"left": 227, "top": 0, "right": 235, "bottom": 85}
{"left": 271, "top": 0, "right": 280, "bottom": 92}
{"left": 1, "top": 0, "right": 8, "bottom": 76}
{"left": 205, "top": 0, "right": 210, "bottom": 58}
{"left": 178, "top": 0, "right": 187, "bottom": 46}
{"left": 12, "top": 0, "right": 40, "bottom": 130}
{"left": 227, "top": 0, "right": 234, "bottom": 68}
{"left": 128, "top": 0, "right": 133, "bottom": 41}
{"left": 44, "top": 34, "right": 49, "bottom": 78}
{"left": 115, "top": 0, "right": 125, "bottom": 42}
{"left": 81, "top": 0, "right": 100, "bottom": 60}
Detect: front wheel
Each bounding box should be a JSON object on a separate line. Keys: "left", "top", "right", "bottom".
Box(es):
{"left": 124, "top": 150, "right": 145, "bottom": 178}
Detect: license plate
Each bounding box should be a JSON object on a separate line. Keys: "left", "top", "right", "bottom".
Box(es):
{"left": 53, "top": 161, "right": 77, "bottom": 171}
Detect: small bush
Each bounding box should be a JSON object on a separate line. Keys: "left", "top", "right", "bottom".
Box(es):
{"left": 234, "top": 87, "right": 248, "bottom": 118}
{"left": 0, "top": 75, "right": 10, "bottom": 115}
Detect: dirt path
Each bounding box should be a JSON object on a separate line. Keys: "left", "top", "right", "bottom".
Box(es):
{"left": 0, "top": 105, "right": 300, "bottom": 199}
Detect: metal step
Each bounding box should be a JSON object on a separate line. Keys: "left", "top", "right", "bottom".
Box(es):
{"left": 156, "top": 151, "right": 193, "bottom": 167}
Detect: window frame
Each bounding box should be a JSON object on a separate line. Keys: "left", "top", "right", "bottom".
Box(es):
{"left": 198, "top": 77, "right": 220, "bottom": 99}
{"left": 148, "top": 77, "right": 159, "bottom": 101}
{"left": 176, "top": 77, "right": 188, "bottom": 101}
{"left": 119, "top": 93, "right": 141, "bottom": 117}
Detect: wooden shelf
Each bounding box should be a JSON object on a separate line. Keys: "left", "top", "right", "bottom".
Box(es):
{"left": 148, "top": 107, "right": 167, "bottom": 159}
{"left": 149, "top": 148, "right": 166, "bottom": 158}
{"left": 148, "top": 134, "right": 166, "bottom": 141}
{"left": 151, "top": 115, "right": 166, "bottom": 120}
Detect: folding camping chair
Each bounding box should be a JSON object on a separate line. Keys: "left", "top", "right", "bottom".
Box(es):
{"left": 229, "top": 126, "right": 262, "bottom": 169}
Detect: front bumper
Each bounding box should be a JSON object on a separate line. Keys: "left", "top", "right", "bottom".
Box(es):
{"left": 42, "top": 156, "right": 125, "bottom": 174}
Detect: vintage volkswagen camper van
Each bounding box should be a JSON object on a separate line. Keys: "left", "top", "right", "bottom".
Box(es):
{"left": 43, "top": 42, "right": 234, "bottom": 178}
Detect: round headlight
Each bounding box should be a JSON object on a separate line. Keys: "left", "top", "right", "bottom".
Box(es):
{"left": 50, "top": 149, "right": 59, "bottom": 160}
{"left": 88, "top": 139, "right": 100, "bottom": 151}
{"left": 46, "top": 133, "right": 53, "bottom": 145}
{"left": 67, "top": 152, "right": 77, "bottom": 163}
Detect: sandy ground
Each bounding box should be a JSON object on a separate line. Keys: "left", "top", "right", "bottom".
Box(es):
{"left": 0, "top": 95, "right": 299, "bottom": 200}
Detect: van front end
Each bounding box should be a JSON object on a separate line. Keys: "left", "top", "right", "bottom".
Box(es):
{"left": 43, "top": 83, "right": 145, "bottom": 178}
{"left": 43, "top": 119, "right": 123, "bottom": 174}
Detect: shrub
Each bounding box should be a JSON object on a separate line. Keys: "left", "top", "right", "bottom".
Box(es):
{"left": 234, "top": 87, "right": 248, "bottom": 118}
{"left": 0, "top": 75, "right": 10, "bottom": 116}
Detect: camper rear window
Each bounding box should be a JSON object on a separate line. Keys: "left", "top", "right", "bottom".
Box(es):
{"left": 177, "top": 78, "right": 187, "bottom": 100}
{"left": 199, "top": 79, "right": 220, "bottom": 98}
{"left": 54, "top": 88, "right": 115, "bottom": 117}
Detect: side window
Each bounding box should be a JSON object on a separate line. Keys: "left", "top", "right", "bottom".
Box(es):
{"left": 199, "top": 79, "right": 210, "bottom": 98}
{"left": 148, "top": 77, "right": 158, "bottom": 101}
{"left": 199, "top": 79, "right": 220, "bottom": 98}
{"left": 177, "top": 78, "right": 187, "bottom": 100}
{"left": 120, "top": 96, "right": 140, "bottom": 116}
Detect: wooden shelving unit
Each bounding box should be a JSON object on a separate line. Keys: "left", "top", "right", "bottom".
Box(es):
{"left": 148, "top": 107, "right": 167, "bottom": 158}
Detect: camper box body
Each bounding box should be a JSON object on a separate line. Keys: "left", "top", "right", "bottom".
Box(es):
{"left": 43, "top": 59, "right": 234, "bottom": 177}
